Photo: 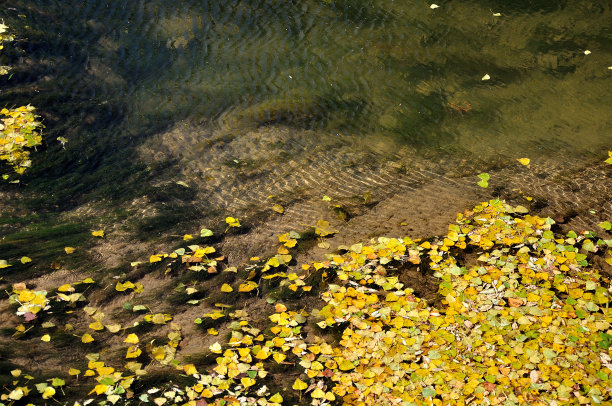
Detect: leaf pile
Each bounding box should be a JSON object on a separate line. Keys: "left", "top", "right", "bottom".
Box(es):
{"left": 1, "top": 201, "right": 611, "bottom": 405}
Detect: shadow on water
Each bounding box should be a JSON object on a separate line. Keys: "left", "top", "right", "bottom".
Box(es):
{"left": 0, "top": 0, "right": 610, "bottom": 232}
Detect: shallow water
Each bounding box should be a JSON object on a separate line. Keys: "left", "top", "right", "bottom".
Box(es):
{"left": 1, "top": 0, "right": 611, "bottom": 229}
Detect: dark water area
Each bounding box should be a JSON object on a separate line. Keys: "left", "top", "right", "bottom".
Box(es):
{"left": 1, "top": 0, "right": 611, "bottom": 249}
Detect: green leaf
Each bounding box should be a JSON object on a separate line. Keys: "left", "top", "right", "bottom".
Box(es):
{"left": 422, "top": 387, "right": 436, "bottom": 398}
{"left": 599, "top": 221, "right": 612, "bottom": 231}
{"left": 478, "top": 173, "right": 490, "bottom": 181}
{"left": 247, "top": 370, "right": 257, "bottom": 379}
{"left": 477, "top": 180, "right": 488, "bottom": 188}
{"left": 51, "top": 378, "right": 65, "bottom": 387}
{"left": 200, "top": 228, "right": 213, "bottom": 237}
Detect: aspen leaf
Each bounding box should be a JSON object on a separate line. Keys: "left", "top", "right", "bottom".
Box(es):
{"left": 292, "top": 378, "right": 308, "bottom": 390}
{"left": 221, "top": 284, "right": 233, "bottom": 292}
{"left": 209, "top": 342, "right": 222, "bottom": 353}
{"left": 269, "top": 393, "right": 283, "bottom": 403}
{"left": 41, "top": 334, "right": 50, "bottom": 341}
{"left": 517, "top": 158, "right": 530, "bottom": 166}
{"left": 81, "top": 333, "right": 94, "bottom": 343}
{"left": 183, "top": 364, "right": 198, "bottom": 375}
{"left": 91, "top": 230, "right": 104, "bottom": 237}
{"left": 225, "top": 217, "right": 241, "bottom": 227}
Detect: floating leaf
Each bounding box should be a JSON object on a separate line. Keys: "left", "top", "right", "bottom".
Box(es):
{"left": 221, "top": 283, "right": 233, "bottom": 293}
{"left": 200, "top": 228, "right": 213, "bottom": 237}
{"left": 272, "top": 204, "right": 284, "bottom": 214}
{"left": 225, "top": 217, "right": 241, "bottom": 227}
{"left": 91, "top": 230, "right": 104, "bottom": 237}
{"left": 517, "top": 158, "right": 530, "bottom": 166}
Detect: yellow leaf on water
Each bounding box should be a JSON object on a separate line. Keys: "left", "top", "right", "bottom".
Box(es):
{"left": 238, "top": 281, "right": 258, "bottom": 292}
{"left": 517, "top": 158, "right": 530, "bottom": 166}
{"left": 20, "top": 256, "right": 31, "bottom": 264}
{"left": 106, "top": 324, "right": 121, "bottom": 333}
{"left": 41, "top": 334, "right": 50, "bottom": 341}
{"left": 68, "top": 368, "right": 80, "bottom": 376}
{"left": 226, "top": 217, "right": 241, "bottom": 227}
{"left": 150, "top": 255, "right": 162, "bottom": 263}
{"left": 89, "top": 321, "right": 104, "bottom": 331}
{"left": 42, "top": 386, "right": 56, "bottom": 399}
{"left": 64, "top": 247, "right": 75, "bottom": 254}
{"left": 221, "top": 284, "right": 233, "bottom": 293}
{"left": 209, "top": 342, "right": 222, "bottom": 353}
{"left": 207, "top": 328, "right": 219, "bottom": 335}
{"left": 89, "top": 384, "right": 108, "bottom": 395}
{"left": 81, "top": 333, "right": 94, "bottom": 343}
{"left": 272, "top": 204, "right": 284, "bottom": 214}
{"left": 124, "top": 333, "right": 139, "bottom": 344}
{"left": 269, "top": 393, "right": 283, "bottom": 403}
{"left": 10, "top": 369, "right": 21, "bottom": 377}
{"left": 91, "top": 230, "right": 104, "bottom": 237}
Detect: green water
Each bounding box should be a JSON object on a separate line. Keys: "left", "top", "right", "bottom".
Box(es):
{"left": 1, "top": 0, "right": 611, "bottom": 234}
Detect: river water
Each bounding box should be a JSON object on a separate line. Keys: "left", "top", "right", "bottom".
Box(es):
{"left": 1, "top": 0, "right": 611, "bottom": 255}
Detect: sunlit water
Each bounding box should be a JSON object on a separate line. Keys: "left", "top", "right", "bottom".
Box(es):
{"left": 1, "top": 0, "right": 611, "bottom": 227}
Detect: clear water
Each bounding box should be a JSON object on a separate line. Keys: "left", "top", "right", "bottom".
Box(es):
{"left": 1, "top": 0, "right": 611, "bottom": 214}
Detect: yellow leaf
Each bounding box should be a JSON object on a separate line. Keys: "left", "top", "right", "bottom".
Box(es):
{"left": 272, "top": 204, "right": 284, "bottom": 214}
{"left": 241, "top": 377, "right": 256, "bottom": 387}
{"left": 517, "top": 158, "right": 530, "bottom": 166}
{"left": 338, "top": 359, "right": 355, "bottom": 371}
{"left": 150, "top": 255, "right": 162, "bottom": 263}
{"left": 106, "top": 323, "right": 121, "bottom": 333}
{"left": 269, "top": 393, "right": 283, "bottom": 403}
{"left": 10, "top": 369, "right": 21, "bottom": 377}
{"left": 68, "top": 368, "right": 80, "bottom": 376}
{"left": 20, "top": 256, "right": 31, "bottom": 264}
{"left": 41, "top": 334, "right": 50, "bottom": 342}
{"left": 91, "top": 230, "right": 104, "bottom": 237}
{"left": 238, "top": 281, "right": 258, "bottom": 292}
{"left": 209, "top": 342, "right": 222, "bottom": 353}
{"left": 89, "top": 321, "right": 104, "bottom": 331}
{"left": 81, "top": 333, "right": 94, "bottom": 343}
{"left": 311, "top": 388, "right": 325, "bottom": 398}
{"left": 225, "top": 217, "right": 241, "bottom": 227}
{"left": 183, "top": 364, "right": 198, "bottom": 375}
{"left": 125, "top": 346, "right": 142, "bottom": 359}
{"left": 89, "top": 384, "right": 108, "bottom": 395}
{"left": 292, "top": 378, "right": 308, "bottom": 390}
{"left": 42, "top": 386, "right": 56, "bottom": 399}
{"left": 273, "top": 353, "right": 286, "bottom": 363}
{"left": 221, "top": 284, "right": 233, "bottom": 293}
{"left": 183, "top": 234, "right": 194, "bottom": 241}
{"left": 64, "top": 247, "right": 75, "bottom": 254}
